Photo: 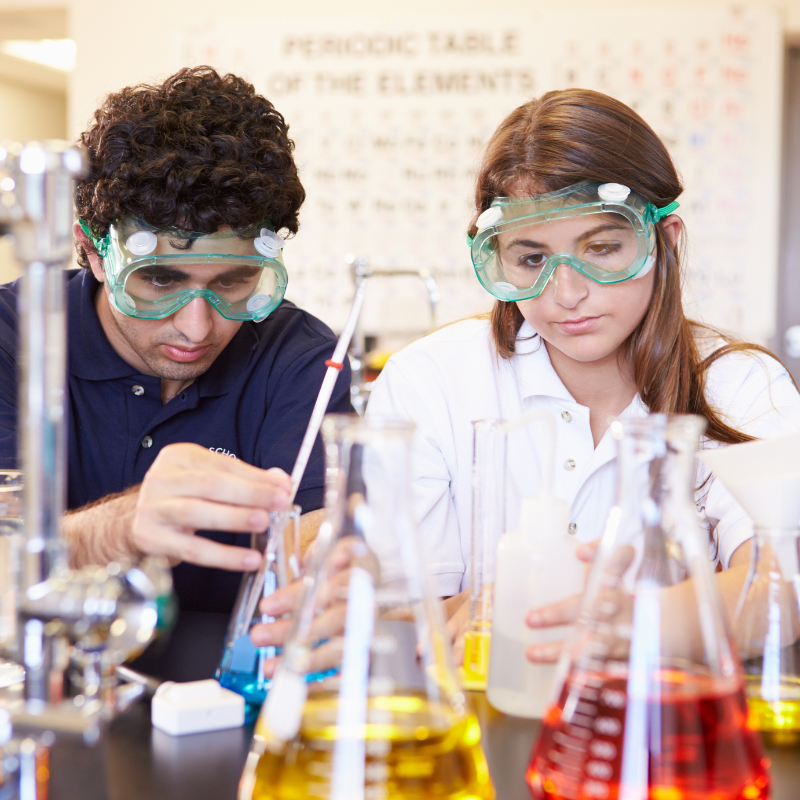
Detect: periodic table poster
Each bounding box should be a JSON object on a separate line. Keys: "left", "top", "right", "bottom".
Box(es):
{"left": 175, "top": 4, "right": 782, "bottom": 344}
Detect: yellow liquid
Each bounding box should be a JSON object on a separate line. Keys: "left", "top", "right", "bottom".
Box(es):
{"left": 745, "top": 676, "right": 800, "bottom": 747}
{"left": 247, "top": 692, "right": 495, "bottom": 799}
{"left": 461, "top": 632, "right": 491, "bottom": 687}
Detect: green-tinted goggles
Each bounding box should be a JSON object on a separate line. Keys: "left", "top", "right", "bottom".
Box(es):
{"left": 80, "top": 218, "right": 288, "bottom": 321}
{"left": 468, "top": 182, "right": 679, "bottom": 302}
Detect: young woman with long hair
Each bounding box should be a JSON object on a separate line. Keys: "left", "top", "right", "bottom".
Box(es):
{"left": 365, "top": 88, "right": 800, "bottom": 662}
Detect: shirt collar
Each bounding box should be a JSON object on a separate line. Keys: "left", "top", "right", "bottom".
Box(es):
{"left": 512, "top": 321, "right": 576, "bottom": 403}
{"left": 67, "top": 269, "right": 258, "bottom": 396}
{"left": 512, "top": 321, "right": 649, "bottom": 418}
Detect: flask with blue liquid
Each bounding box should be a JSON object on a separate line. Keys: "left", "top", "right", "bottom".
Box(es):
{"left": 215, "top": 506, "right": 302, "bottom": 724}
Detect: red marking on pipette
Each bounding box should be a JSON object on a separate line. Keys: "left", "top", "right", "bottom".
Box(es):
{"left": 324, "top": 359, "right": 344, "bottom": 370}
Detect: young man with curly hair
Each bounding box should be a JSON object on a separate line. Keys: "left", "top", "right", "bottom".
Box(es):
{"left": 0, "top": 66, "right": 351, "bottom": 616}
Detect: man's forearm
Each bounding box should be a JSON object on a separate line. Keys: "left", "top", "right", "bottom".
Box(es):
{"left": 62, "top": 486, "right": 140, "bottom": 568}
{"left": 300, "top": 508, "right": 327, "bottom": 555}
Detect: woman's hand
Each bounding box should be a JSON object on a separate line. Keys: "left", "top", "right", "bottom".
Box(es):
{"left": 525, "top": 540, "right": 634, "bottom": 664}
{"left": 442, "top": 590, "right": 470, "bottom": 666}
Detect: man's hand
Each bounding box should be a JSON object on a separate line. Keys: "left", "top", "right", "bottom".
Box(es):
{"left": 250, "top": 536, "right": 365, "bottom": 680}
{"left": 65, "top": 443, "right": 292, "bottom": 571}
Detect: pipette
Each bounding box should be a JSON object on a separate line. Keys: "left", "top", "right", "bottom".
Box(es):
{"left": 239, "top": 280, "right": 368, "bottom": 631}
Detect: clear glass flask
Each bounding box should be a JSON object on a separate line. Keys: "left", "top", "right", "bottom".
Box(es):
{"left": 216, "top": 505, "right": 302, "bottom": 723}
{"left": 239, "top": 415, "right": 494, "bottom": 800}
{"left": 527, "top": 415, "right": 771, "bottom": 800}
{"left": 735, "top": 525, "right": 800, "bottom": 747}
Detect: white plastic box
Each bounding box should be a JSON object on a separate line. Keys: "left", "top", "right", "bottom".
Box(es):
{"left": 151, "top": 679, "right": 245, "bottom": 736}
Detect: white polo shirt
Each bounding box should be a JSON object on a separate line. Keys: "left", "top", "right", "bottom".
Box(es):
{"left": 365, "top": 318, "right": 800, "bottom": 597}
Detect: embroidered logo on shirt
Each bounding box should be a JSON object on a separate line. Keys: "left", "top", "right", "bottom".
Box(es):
{"left": 209, "top": 447, "right": 237, "bottom": 459}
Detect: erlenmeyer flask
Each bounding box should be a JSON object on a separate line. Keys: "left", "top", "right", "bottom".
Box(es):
{"left": 216, "top": 505, "right": 302, "bottom": 723}
{"left": 240, "top": 415, "right": 494, "bottom": 800}
{"left": 527, "top": 415, "right": 771, "bottom": 800}
{"left": 735, "top": 525, "right": 800, "bottom": 747}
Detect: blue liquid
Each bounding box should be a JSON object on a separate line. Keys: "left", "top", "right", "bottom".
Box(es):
{"left": 217, "top": 642, "right": 338, "bottom": 725}
{"left": 217, "top": 668, "right": 270, "bottom": 725}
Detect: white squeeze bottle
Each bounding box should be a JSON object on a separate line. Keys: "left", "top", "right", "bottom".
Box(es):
{"left": 486, "top": 493, "right": 584, "bottom": 718}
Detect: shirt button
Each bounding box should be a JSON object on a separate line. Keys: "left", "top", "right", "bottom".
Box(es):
{"left": 568, "top": 522, "right": 578, "bottom": 535}
{"left": 132, "top": 385, "right": 144, "bottom": 396}
{"left": 561, "top": 410, "right": 572, "bottom": 422}
{"left": 564, "top": 459, "right": 576, "bottom": 471}
{"left": 141, "top": 436, "right": 153, "bottom": 449}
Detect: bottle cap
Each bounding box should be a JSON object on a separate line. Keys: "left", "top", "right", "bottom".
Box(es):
{"left": 519, "top": 495, "right": 570, "bottom": 545}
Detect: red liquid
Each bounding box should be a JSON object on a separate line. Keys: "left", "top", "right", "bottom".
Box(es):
{"left": 527, "top": 672, "right": 771, "bottom": 800}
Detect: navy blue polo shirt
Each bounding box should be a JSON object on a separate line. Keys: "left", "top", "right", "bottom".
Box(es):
{"left": 0, "top": 269, "right": 352, "bottom": 613}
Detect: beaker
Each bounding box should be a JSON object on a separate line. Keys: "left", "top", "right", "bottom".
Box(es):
{"left": 527, "top": 415, "right": 771, "bottom": 800}
{"left": 239, "top": 415, "right": 494, "bottom": 800}
{"left": 216, "top": 505, "right": 302, "bottom": 723}
{"left": 735, "top": 524, "right": 800, "bottom": 747}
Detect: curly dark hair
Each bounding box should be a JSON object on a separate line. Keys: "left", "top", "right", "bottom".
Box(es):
{"left": 75, "top": 66, "right": 305, "bottom": 267}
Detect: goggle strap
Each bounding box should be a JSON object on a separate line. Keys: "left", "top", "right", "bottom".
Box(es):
{"left": 77, "top": 219, "right": 109, "bottom": 258}
{"left": 647, "top": 200, "right": 680, "bottom": 222}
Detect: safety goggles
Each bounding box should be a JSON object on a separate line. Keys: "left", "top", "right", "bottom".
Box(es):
{"left": 468, "top": 182, "right": 679, "bottom": 302}
{"left": 80, "top": 218, "right": 289, "bottom": 321}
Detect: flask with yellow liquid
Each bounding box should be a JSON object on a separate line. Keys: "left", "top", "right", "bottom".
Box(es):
{"left": 239, "top": 415, "right": 495, "bottom": 800}
{"left": 702, "top": 431, "right": 800, "bottom": 747}
{"left": 735, "top": 523, "right": 800, "bottom": 746}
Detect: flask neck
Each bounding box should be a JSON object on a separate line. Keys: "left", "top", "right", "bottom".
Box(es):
{"left": 321, "top": 416, "right": 417, "bottom": 576}
{"left": 611, "top": 416, "right": 706, "bottom": 585}
{"left": 615, "top": 417, "right": 700, "bottom": 521}
{"left": 753, "top": 525, "right": 800, "bottom": 580}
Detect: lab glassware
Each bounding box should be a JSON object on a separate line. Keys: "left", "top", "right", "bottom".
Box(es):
{"left": 239, "top": 415, "right": 494, "bottom": 800}
{"left": 735, "top": 525, "right": 800, "bottom": 746}
{"left": 484, "top": 411, "right": 581, "bottom": 718}
{"left": 0, "top": 471, "right": 24, "bottom": 687}
{"left": 216, "top": 506, "right": 302, "bottom": 724}
{"left": 527, "top": 415, "right": 771, "bottom": 800}
{"left": 461, "top": 420, "right": 504, "bottom": 690}
{"left": 700, "top": 430, "right": 800, "bottom": 747}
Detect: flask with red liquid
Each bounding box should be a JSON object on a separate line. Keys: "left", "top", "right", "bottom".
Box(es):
{"left": 527, "top": 415, "right": 771, "bottom": 800}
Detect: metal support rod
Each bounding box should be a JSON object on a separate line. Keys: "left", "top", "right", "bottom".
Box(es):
{"left": 19, "top": 261, "right": 68, "bottom": 589}
{"left": 0, "top": 143, "right": 83, "bottom": 591}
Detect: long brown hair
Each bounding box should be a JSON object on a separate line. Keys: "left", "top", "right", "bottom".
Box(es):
{"left": 474, "top": 89, "right": 777, "bottom": 445}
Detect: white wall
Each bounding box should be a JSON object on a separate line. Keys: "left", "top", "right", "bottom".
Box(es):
{"left": 0, "top": 79, "right": 65, "bottom": 141}
{"left": 0, "top": 77, "right": 66, "bottom": 283}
